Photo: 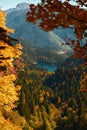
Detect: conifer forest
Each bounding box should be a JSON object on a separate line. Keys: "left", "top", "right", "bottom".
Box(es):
{"left": 0, "top": 0, "right": 87, "bottom": 130}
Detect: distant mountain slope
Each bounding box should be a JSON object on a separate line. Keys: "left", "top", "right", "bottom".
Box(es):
{"left": 6, "top": 3, "right": 72, "bottom": 52}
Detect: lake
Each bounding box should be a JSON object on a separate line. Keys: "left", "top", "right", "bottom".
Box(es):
{"left": 36, "top": 61, "right": 57, "bottom": 72}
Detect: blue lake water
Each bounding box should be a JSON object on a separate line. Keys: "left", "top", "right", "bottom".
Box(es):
{"left": 36, "top": 61, "right": 57, "bottom": 72}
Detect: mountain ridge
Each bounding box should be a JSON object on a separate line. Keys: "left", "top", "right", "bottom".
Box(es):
{"left": 6, "top": 2, "right": 72, "bottom": 52}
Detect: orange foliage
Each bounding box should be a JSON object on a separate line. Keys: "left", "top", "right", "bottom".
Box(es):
{"left": 27, "top": 0, "right": 87, "bottom": 39}
{"left": 26, "top": 0, "right": 87, "bottom": 63}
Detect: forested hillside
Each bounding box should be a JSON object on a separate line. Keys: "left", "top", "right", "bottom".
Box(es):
{"left": 0, "top": 0, "right": 87, "bottom": 130}
{"left": 16, "top": 51, "right": 87, "bottom": 130}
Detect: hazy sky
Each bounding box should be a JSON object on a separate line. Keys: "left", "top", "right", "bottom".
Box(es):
{"left": 0, "top": 0, "right": 41, "bottom": 10}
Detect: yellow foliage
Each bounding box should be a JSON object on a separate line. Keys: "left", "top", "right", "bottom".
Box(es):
{"left": 39, "top": 94, "right": 44, "bottom": 103}
{"left": 0, "top": 11, "right": 14, "bottom": 33}
{"left": 0, "top": 10, "right": 22, "bottom": 111}
{"left": 0, "top": 74, "right": 20, "bottom": 111}
{"left": 0, "top": 11, "right": 22, "bottom": 67}
{"left": 0, "top": 9, "right": 26, "bottom": 130}
{"left": 0, "top": 41, "right": 22, "bottom": 67}
{"left": 80, "top": 73, "right": 87, "bottom": 88}
{"left": 0, "top": 110, "right": 27, "bottom": 130}
{"left": 0, "top": 11, "right": 6, "bottom": 27}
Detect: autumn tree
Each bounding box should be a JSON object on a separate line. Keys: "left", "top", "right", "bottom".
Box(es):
{"left": 0, "top": 9, "right": 29, "bottom": 130}
{"left": 26, "top": 0, "right": 87, "bottom": 63}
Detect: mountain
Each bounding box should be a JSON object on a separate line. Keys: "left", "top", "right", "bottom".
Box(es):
{"left": 6, "top": 3, "right": 72, "bottom": 52}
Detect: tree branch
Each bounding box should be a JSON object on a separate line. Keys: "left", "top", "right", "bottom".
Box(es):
{"left": 68, "top": 14, "right": 87, "bottom": 23}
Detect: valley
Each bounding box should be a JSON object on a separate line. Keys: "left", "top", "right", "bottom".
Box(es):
{"left": 0, "top": 2, "right": 87, "bottom": 130}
